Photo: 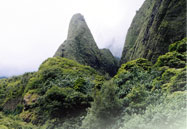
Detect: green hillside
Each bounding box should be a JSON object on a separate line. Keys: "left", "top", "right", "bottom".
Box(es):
{"left": 0, "top": 0, "right": 186, "bottom": 128}
{"left": 0, "top": 38, "right": 186, "bottom": 129}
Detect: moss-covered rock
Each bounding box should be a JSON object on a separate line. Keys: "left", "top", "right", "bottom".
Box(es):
{"left": 54, "top": 14, "right": 118, "bottom": 76}
{"left": 121, "top": 0, "right": 186, "bottom": 64}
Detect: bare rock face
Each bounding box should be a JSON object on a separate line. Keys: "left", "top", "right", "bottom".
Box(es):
{"left": 120, "top": 0, "right": 186, "bottom": 65}
{"left": 54, "top": 13, "right": 118, "bottom": 76}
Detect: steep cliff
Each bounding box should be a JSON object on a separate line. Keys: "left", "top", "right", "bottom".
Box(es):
{"left": 54, "top": 13, "right": 118, "bottom": 76}
{"left": 121, "top": 0, "right": 186, "bottom": 64}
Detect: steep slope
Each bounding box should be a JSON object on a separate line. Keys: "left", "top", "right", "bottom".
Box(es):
{"left": 54, "top": 13, "right": 118, "bottom": 76}
{"left": 0, "top": 57, "right": 104, "bottom": 126}
{"left": 121, "top": 0, "right": 186, "bottom": 64}
{"left": 100, "top": 48, "right": 119, "bottom": 76}
{"left": 80, "top": 38, "right": 187, "bottom": 129}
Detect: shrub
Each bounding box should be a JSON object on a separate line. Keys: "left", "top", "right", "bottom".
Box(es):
{"left": 81, "top": 81, "right": 122, "bottom": 129}
{"left": 119, "top": 91, "right": 187, "bottom": 129}
{"left": 38, "top": 86, "right": 91, "bottom": 118}
{"left": 161, "top": 68, "right": 179, "bottom": 83}
{"left": 154, "top": 51, "right": 185, "bottom": 68}
{"left": 118, "top": 58, "right": 152, "bottom": 74}
{"left": 169, "top": 38, "right": 187, "bottom": 53}
{"left": 0, "top": 112, "right": 38, "bottom": 129}
{"left": 169, "top": 67, "right": 187, "bottom": 92}
{"left": 74, "top": 78, "right": 87, "bottom": 93}
{"left": 40, "top": 67, "right": 62, "bottom": 81}
{"left": 13, "top": 104, "right": 24, "bottom": 115}
{"left": 123, "top": 85, "right": 149, "bottom": 112}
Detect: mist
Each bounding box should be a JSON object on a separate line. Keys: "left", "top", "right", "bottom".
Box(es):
{"left": 0, "top": 0, "right": 145, "bottom": 76}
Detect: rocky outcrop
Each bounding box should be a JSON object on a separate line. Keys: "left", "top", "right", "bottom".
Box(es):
{"left": 120, "top": 0, "right": 186, "bottom": 64}
{"left": 54, "top": 13, "right": 118, "bottom": 76}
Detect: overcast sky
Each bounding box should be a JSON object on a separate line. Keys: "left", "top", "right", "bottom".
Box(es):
{"left": 0, "top": 0, "right": 145, "bottom": 77}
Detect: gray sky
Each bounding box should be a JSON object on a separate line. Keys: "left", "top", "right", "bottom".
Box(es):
{"left": 0, "top": 0, "right": 145, "bottom": 77}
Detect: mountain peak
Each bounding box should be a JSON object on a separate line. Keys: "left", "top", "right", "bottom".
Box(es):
{"left": 54, "top": 14, "right": 118, "bottom": 76}
{"left": 71, "top": 13, "right": 85, "bottom": 21}
{"left": 67, "top": 13, "right": 88, "bottom": 40}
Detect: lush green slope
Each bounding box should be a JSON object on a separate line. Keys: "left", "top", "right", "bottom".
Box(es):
{"left": 0, "top": 57, "right": 105, "bottom": 128}
{"left": 0, "top": 38, "right": 186, "bottom": 129}
{"left": 80, "top": 38, "right": 187, "bottom": 129}
{"left": 121, "top": 0, "right": 186, "bottom": 64}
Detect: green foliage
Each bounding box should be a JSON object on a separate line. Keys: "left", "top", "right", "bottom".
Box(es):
{"left": 19, "top": 57, "right": 103, "bottom": 124}
{"left": 0, "top": 73, "right": 33, "bottom": 101}
{"left": 74, "top": 78, "right": 86, "bottom": 93}
{"left": 114, "top": 67, "right": 164, "bottom": 114}
{"left": 13, "top": 104, "right": 24, "bottom": 115}
{"left": 93, "top": 75, "right": 105, "bottom": 89}
{"left": 118, "top": 58, "right": 152, "bottom": 73}
{"left": 0, "top": 57, "right": 104, "bottom": 127}
{"left": 36, "top": 86, "right": 91, "bottom": 120}
{"left": 115, "top": 58, "right": 153, "bottom": 88}
{"left": 169, "top": 67, "right": 187, "bottom": 92}
{"left": 24, "top": 57, "right": 100, "bottom": 95}
{"left": 121, "top": 0, "right": 186, "bottom": 64}
{"left": 169, "top": 38, "right": 187, "bottom": 53}
{"left": 119, "top": 91, "right": 187, "bottom": 129}
{"left": 40, "top": 67, "right": 62, "bottom": 81}
{"left": 115, "top": 66, "right": 159, "bottom": 95}
{"left": 161, "top": 68, "right": 179, "bottom": 83}
{"left": 152, "top": 67, "right": 186, "bottom": 93}
{"left": 81, "top": 81, "right": 122, "bottom": 129}
{"left": 0, "top": 112, "right": 38, "bottom": 129}
{"left": 0, "top": 73, "right": 34, "bottom": 114}
{"left": 0, "top": 36, "right": 186, "bottom": 129}
{"left": 123, "top": 85, "right": 149, "bottom": 112}
{"left": 154, "top": 51, "right": 185, "bottom": 68}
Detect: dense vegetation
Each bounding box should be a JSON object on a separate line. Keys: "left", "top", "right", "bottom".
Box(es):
{"left": 0, "top": 38, "right": 186, "bottom": 129}
{"left": 121, "top": 0, "right": 186, "bottom": 64}
{"left": 0, "top": 57, "right": 106, "bottom": 128}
